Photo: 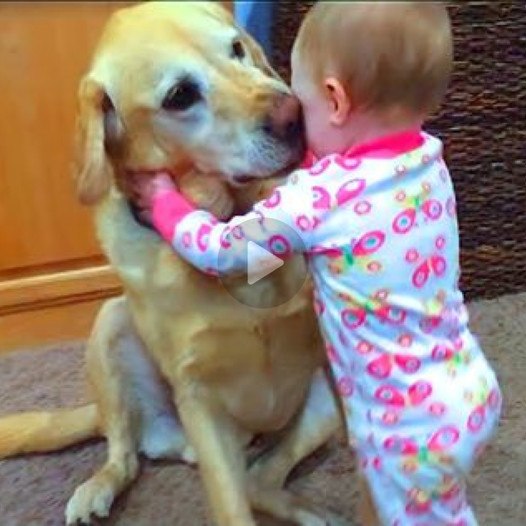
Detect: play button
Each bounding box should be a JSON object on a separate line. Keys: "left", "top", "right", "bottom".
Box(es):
{"left": 218, "top": 217, "right": 308, "bottom": 308}
{"left": 247, "top": 241, "right": 284, "bottom": 284}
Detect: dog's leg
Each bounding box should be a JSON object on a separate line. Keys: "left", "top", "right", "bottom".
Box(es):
{"left": 251, "top": 368, "right": 341, "bottom": 489}
{"left": 359, "top": 476, "right": 380, "bottom": 526}
{"left": 65, "top": 298, "right": 141, "bottom": 525}
{"left": 176, "top": 391, "right": 257, "bottom": 526}
{"left": 248, "top": 368, "right": 346, "bottom": 525}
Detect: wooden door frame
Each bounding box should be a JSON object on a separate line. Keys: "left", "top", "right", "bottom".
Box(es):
{"left": 0, "top": 1, "right": 233, "bottom": 353}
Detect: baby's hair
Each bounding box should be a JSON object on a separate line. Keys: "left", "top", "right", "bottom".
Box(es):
{"left": 295, "top": 2, "right": 453, "bottom": 117}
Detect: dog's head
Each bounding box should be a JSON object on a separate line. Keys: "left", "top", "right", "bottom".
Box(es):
{"left": 75, "top": 1, "right": 305, "bottom": 206}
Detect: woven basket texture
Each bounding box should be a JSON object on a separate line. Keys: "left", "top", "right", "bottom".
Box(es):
{"left": 271, "top": 1, "right": 526, "bottom": 300}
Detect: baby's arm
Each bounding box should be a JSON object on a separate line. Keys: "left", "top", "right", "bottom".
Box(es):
{"left": 150, "top": 176, "right": 309, "bottom": 277}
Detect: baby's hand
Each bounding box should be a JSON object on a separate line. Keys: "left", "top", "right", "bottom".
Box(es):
{"left": 128, "top": 172, "right": 177, "bottom": 224}
{"left": 134, "top": 172, "right": 176, "bottom": 204}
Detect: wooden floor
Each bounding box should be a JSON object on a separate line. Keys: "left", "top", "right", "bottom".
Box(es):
{"left": 0, "top": 298, "right": 109, "bottom": 355}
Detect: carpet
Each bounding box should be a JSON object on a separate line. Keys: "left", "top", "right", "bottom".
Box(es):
{"left": 0, "top": 293, "right": 525, "bottom": 526}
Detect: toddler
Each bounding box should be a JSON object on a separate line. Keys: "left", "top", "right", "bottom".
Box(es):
{"left": 132, "top": 3, "right": 501, "bottom": 525}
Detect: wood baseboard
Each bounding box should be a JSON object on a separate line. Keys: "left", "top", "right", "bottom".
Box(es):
{"left": 0, "top": 298, "right": 108, "bottom": 355}
{"left": 0, "top": 265, "right": 122, "bottom": 353}
{"left": 0, "top": 265, "right": 122, "bottom": 316}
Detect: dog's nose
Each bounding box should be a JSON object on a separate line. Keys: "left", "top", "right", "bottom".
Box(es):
{"left": 263, "top": 94, "right": 304, "bottom": 145}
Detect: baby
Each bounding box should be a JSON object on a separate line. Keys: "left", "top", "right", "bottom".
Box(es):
{"left": 132, "top": 3, "right": 501, "bottom": 525}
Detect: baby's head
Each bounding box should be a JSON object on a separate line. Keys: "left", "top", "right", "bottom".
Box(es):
{"left": 291, "top": 2, "right": 453, "bottom": 157}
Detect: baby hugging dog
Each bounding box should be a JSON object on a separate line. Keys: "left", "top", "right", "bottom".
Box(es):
{"left": 0, "top": 3, "right": 500, "bottom": 526}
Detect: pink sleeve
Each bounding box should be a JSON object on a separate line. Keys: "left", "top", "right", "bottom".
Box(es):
{"left": 151, "top": 190, "right": 196, "bottom": 243}
{"left": 149, "top": 170, "right": 313, "bottom": 277}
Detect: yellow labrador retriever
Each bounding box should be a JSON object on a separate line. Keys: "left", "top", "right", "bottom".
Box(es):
{"left": 0, "top": 3, "right": 345, "bottom": 525}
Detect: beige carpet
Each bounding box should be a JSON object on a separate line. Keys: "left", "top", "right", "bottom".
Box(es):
{"left": 0, "top": 293, "right": 525, "bottom": 526}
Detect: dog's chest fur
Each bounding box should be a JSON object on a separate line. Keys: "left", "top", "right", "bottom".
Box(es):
{"left": 95, "top": 191, "right": 310, "bottom": 314}
{"left": 91, "top": 191, "right": 322, "bottom": 429}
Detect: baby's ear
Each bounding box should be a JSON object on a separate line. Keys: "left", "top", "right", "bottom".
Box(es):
{"left": 324, "top": 77, "right": 351, "bottom": 126}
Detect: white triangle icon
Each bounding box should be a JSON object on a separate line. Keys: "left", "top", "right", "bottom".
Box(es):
{"left": 247, "top": 241, "right": 284, "bottom": 285}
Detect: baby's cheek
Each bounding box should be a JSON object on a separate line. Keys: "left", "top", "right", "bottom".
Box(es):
{"left": 304, "top": 112, "right": 331, "bottom": 158}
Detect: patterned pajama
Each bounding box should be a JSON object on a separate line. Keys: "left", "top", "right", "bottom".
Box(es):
{"left": 152, "top": 130, "right": 502, "bottom": 525}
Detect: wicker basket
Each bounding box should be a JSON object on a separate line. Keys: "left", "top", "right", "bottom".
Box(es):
{"left": 271, "top": 2, "right": 526, "bottom": 300}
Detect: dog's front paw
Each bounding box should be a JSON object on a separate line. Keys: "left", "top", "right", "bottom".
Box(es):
{"left": 178, "top": 172, "right": 234, "bottom": 220}
{"left": 65, "top": 478, "right": 116, "bottom": 525}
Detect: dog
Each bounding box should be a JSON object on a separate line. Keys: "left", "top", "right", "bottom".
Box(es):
{"left": 0, "top": 3, "right": 346, "bottom": 525}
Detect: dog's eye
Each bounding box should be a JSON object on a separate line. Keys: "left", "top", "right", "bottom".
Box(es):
{"left": 231, "top": 40, "right": 245, "bottom": 60}
{"left": 162, "top": 79, "right": 201, "bottom": 111}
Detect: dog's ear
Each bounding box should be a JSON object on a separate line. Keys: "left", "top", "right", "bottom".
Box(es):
{"left": 240, "top": 30, "right": 283, "bottom": 82}
{"left": 203, "top": 2, "right": 282, "bottom": 81}
{"left": 74, "top": 76, "right": 114, "bottom": 205}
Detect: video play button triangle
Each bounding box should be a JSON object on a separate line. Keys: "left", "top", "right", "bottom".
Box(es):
{"left": 247, "top": 242, "right": 284, "bottom": 285}
{"left": 217, "top": 218, "right": 307, "bottom": 308}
